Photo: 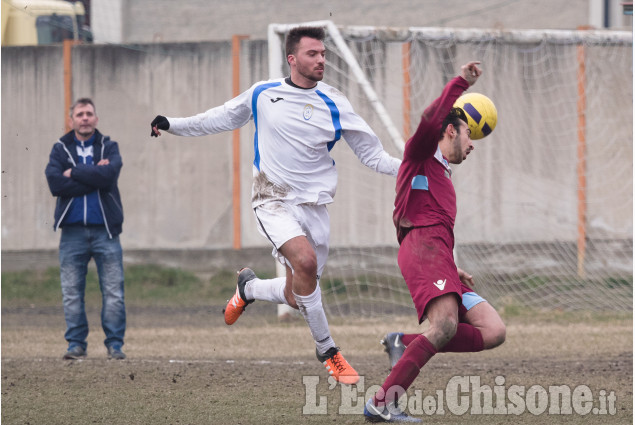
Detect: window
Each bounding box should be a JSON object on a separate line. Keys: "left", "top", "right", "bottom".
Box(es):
{"left": 36, "top": 14, "right": 74, "bottom": 44}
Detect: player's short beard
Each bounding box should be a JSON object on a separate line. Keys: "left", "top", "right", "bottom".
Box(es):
{"left": 452, "top": 131, "right": 463, "bottom": 164}
{"left": 298, "top": 63, "right": 323, "bottom": 82}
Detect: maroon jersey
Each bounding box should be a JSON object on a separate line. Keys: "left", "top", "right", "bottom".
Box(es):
{"left": 393, "top": 76, "right": 469, "bottom": 243}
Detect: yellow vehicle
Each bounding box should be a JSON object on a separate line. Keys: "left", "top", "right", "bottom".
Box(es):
{"left": 1, "top": 0, "right": 92, "bottom": 46}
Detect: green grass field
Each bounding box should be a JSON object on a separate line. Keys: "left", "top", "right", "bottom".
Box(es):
{"left": 2, "top": 266, "right": 633, "bottom": 424}
{"left": 1, "top": 265, "right": 242, "bottom": 307}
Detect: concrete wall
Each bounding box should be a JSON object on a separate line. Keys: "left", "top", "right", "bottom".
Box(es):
{"left": 1, "top": 45, "right": 67, "bottom": 250}
{"left": 2, "top": 40, "right": 270, "bottom": 252}
{"left": 1, "top": 38, "right": 402, "bottom": 253}
{"left": 1, "top": 32, "right": 632, "bottom": 267}
{"left": 89, "top": 0, "right": 633, "bottom": 44}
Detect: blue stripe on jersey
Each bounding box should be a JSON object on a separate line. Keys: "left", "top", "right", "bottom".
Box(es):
{"left": 315, "top": 90, "right": 342, "bottom": 152}
{"left": 251, "top": 82, "right": 282, "bottom": 170}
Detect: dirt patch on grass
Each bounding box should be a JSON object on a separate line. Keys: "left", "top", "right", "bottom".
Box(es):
{"left": 2, "top": 306, "right": 632, "bottom": 424}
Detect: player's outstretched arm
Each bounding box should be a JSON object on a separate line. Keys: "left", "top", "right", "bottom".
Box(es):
{"left": 150, "top": 115, "right": 170, "bottom": 137}
{"left": 460, "top": 61, "right": 482, "bottom": 86}
{"left": 149, "top": 84, "right": 259, "bottom": 138}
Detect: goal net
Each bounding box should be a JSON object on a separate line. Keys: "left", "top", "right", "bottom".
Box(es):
{"left": 268, "top": 22, "right": 633, "bottom": 316}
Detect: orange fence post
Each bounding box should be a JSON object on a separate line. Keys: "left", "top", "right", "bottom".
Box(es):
{"left": 232, "top": 35, "right": 249, "bottom": 250}
{"left": 63, "top": 39, "right": 80, "bottom": 131}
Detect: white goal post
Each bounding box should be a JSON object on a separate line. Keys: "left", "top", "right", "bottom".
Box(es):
{"left": 268, "top": 21, "right": 633, "bottom": 316}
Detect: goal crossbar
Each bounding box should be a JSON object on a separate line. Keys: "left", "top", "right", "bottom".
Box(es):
{"left": 268, "top": 21, "right": 631, "bottom": 156}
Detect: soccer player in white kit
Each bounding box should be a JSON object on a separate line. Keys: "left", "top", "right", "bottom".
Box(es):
{"left": 150, "top": 26, "right": 400, "bottom": 385}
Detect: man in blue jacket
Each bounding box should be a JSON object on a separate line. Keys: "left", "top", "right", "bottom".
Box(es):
{"left": 45, "top": 98, "right": 126, "bottom": 360}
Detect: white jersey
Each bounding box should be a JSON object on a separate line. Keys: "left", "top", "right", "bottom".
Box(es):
{"left": 167, "top": 77, "right": 401, "bottom": 207}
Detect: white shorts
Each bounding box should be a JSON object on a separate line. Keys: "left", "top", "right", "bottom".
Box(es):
{"left": 253, "top": 201, "right": 330, "bottom": 278}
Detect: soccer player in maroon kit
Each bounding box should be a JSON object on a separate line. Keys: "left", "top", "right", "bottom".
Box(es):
{"left": 364, "top": 62, "right": 506, "bottom": 422}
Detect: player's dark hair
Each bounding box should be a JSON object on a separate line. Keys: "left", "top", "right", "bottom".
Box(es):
{"left": 285, "top": 26, "right": 326, "bottom": 58}
{"left": 70, "top": 98, "right": 96, "bottom": 116}
{"left": 440, "top": 107, "right": 468, "bottom": 138}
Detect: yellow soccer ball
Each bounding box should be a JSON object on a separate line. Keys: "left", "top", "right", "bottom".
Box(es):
{"left": 453, "top": 93, "right": 498, "bottom": 140}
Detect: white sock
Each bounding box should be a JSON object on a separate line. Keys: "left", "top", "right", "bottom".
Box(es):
{"left": 293, "top": 285, "right": 335, "bottom": 355}
{"left": 244, "top": 277, "right": 288, "bottom": 305}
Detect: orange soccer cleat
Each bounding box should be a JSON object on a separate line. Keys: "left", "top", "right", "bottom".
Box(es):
{"left": 223, "top": 268, "right": 256, "bottom": 325}
{"left": 316, "top": 346, "right": 359, "bottom": 385}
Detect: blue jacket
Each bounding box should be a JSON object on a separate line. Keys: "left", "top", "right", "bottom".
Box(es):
{"left": 45, "top": 129, "right": 124, "bottom": 238}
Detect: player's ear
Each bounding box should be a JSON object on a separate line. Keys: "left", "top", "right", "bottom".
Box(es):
{"left": 446, "top": 123, "right": 455, "bottom": 137}
{"left": 287, "top": 54, "right": 295, "bottom": 66}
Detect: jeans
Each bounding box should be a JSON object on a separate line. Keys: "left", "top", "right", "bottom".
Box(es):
{"left": 59, "top": 226, "right": 126, "bottom": 350}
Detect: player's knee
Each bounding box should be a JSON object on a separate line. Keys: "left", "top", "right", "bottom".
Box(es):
{"left": 432, "top": 316, "right": 458, "bottom": 347}
{"left": 441, "top": 317, "right": 458, "bottom": 340}
{"left": 293, "top": 254, "right": 317, "bottom": 278}
{"left": 493, "top": 322, "right": 506, "bottom": 347}
{"left": 483, "top": 322, "right": 506, "bottom": 349}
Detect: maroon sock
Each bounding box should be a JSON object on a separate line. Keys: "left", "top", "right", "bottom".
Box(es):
{"left": 439, "top": 323, "right": 484, "bottom": 353}
{"left": 373, "top": 335, "right": 437, "bottom": 406}
{"left": 400, "top": 333, "right": 419, "bottom": 346}
{"left": 400, "top": 324, "right": 483, "bottom": 353}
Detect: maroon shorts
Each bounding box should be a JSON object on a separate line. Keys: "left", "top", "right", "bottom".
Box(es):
{"left": 398, "top": 225, "right": 472, "bottom": 323}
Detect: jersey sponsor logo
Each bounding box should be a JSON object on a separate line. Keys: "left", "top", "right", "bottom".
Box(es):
{"left": 303, "top": 104, "right": 314, "bottom": 120}
{"left": 433, "top": 279, "right": 446, "bottom": 290}
{"left": 270, "top": 97, "right": 284, "bottom": 103}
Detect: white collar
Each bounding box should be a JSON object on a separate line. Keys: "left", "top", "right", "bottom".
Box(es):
{"left": 434, "top": 146, "right": 452, "bottom": 175}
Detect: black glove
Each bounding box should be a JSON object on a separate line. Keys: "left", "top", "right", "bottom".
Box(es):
{"left": 150, "top": 115, "right": 169, "bottom": 137}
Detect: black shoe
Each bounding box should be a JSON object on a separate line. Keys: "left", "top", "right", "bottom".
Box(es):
{"left": 107, "top": 345, "right": 126, "bottom": 360}
{"left": 63, "top": 345, "right": 86, "bottom": 360}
